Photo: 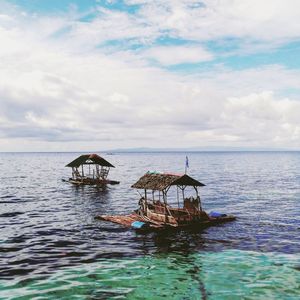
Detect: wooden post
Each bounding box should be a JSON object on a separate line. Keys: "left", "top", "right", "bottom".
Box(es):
{"left": 177, "top": 186, "right": 180, "bottom": 208}
{"left": 199, "top": 194, "right": 202, "bottom": 212}
{"left": 144, "top": 189, "right": 147, "bottom": 215}
{"left": 193, "top": 186, "right": 202, "bottom": 211}
{"left": 163, "top": 190, "right": 168, "bottom": 223}
{"left": 193, "top": 186, "right": 201, "bottom": 211}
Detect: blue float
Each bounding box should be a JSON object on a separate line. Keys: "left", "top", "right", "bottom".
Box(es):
{"left": 131, "top": 221, "right": 147, "bottom": 229}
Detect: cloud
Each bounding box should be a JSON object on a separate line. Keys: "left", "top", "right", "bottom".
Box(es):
{"left": 1, "top": 47, "right": 299, "bottom": 150}
{"left": 0, "top": 1, "right": 300, "bottom": 151}
{"left": 143, "top": 46, "right": 213, "bottom": 65}
{"left": 34, "top": 0, "right": 300, "bottom": 57}
{"left": 125, "top": 0, "right": 300, "bottom": 43}
{"left": 221, "top": 91, "right": 300, "bottom": 144}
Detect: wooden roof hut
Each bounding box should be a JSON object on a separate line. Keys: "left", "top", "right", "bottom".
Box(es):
{"left": 66, "top": 154, "right": 114, "bottom": 169}
{"left": 65, "top": 154, "right": 119, "bottom": 185}
{"left": 96, "top": 172, "right": 235, "bottom": 231}
{"left": 131, "top": 171, "right": 207, "bottom": 226}
{"left": 96, "top": 171, "right": 236, "bottom": 231}
{"left": 131, "top": 172, "right": 205, "bottom": 191}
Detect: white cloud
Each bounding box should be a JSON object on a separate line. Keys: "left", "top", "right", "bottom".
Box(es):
{"left": 125, "top": 0, "right": 300, "bottom": 43}
{"left": 143, "top": 46, "right": 213, "bottom": 65}
{"left": 0, "top": 1, "right": 300, "bottom": 151}
{"left": 63, "top": 7, "right": 159, "bottom": 51}
{"left": 221, "top": 91, "right": 300, "bottom": 144}
{"left": 31, "top": 0, "right": 300, "bottom": 57}
{"left": 2, "top": 49, "right": 300, "bottom": 150}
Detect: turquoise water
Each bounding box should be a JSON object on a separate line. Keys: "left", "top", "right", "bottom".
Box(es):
{"left": 0, "top": 152, "right": 299, "bottom": 299}
{"left": 1, "top": 250, "right": 299, "bottom": 299}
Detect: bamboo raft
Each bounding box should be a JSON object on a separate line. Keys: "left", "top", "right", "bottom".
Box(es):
{"left": 95, "top": 171, "right": 236, "bottom": 232}
{"left": 95, "top": 212, "right": 236, "bottom": 232}
{"left": 67, "top": 178, "right": 120, "bottom": 186}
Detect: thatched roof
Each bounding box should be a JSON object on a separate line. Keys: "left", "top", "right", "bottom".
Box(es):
{"left": 66, "top": 154, "right": 115, "bottom": 168}
{"left": 131, "top": 172, "right": 205, "bottom": 191}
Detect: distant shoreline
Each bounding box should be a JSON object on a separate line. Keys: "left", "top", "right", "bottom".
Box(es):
{"left": 0, "top": 150, "right": 299, "bottom": 154}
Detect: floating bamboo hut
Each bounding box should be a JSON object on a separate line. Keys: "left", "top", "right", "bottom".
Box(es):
{"left": 65, "top": 154, "right": 119, "bottom": 186}
{"left": 96, "top": 171, "right": 235, "bottom": 231}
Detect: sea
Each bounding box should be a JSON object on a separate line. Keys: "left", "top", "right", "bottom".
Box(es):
{"left": 0, "top": 152, "right": 299, "bottom": 299}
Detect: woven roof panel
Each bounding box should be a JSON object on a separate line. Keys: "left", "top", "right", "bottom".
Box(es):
{"left": 66, "top": 154, "right": 115, "bottom": 168}
{"left": 131, "top": 172, "right": 205, "bottom": 191}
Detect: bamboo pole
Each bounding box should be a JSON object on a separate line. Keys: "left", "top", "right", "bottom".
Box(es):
{"left": 177, "top": 186, "right": 180, "bottom": 208}
{"left": 144, "top": 189, "right": 147, "bottom": 215}
{"left": 163, "top": 190, "right": 168, "bottom": 223}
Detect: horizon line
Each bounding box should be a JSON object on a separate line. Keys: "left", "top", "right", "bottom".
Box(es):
{"left": 0, "top": 149, "right": 299, "bottom": 153}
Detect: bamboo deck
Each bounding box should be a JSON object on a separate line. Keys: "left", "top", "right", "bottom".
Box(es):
{"left": 95, "top": 213, "right": 236, "bottom": 232}
{"left": 65, "top": 178, "right": 120, "bottom": 185}
{"left": 95, "top": 214, "right": 144, "bottom": 227}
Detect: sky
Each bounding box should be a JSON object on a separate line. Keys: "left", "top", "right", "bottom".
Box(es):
{"left": 1, "top": 0, "right": 300, "bottom": 151}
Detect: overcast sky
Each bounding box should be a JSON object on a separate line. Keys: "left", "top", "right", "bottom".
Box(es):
{"left": 1, "top": 0, "right": 300, "bottom": 151}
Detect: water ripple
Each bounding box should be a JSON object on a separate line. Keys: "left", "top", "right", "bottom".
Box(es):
{"left": 0, "top": 152, "right": 299, "bottom": 298}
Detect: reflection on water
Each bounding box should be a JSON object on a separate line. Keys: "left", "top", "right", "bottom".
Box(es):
{"left": 0, "top": 152, "right": 300, "bottom": 298}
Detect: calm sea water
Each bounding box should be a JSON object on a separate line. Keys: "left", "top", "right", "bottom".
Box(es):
{"left": 0, "top": 152, "right": 299, "bottom": 299}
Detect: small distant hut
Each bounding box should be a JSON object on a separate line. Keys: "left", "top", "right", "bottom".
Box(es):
{"left": 65, "top": 154, "right": 119, "bottom": 185}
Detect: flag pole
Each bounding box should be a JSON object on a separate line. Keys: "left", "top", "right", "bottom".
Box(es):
{"left": 185, "top": 155, "right": 189, "bottom": 174}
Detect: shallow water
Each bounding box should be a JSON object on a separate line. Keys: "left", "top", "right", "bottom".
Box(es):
{"left": 0, "top": 152, "right": 299, "bottom": 299}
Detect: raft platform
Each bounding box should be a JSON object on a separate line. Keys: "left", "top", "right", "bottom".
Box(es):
{"left": 95, "top": 213, "right": 236, "bottom": 232}
{"left": 68, "top": 178, "right": 120, "bottom": 185}
{"left": 62, "top": 178, "right": 120, "bottom": 185}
